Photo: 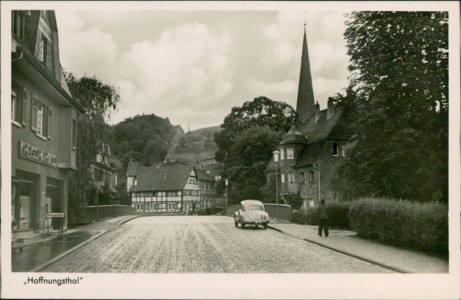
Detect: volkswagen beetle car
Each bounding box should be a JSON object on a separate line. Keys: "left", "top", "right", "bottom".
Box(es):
{"left": 234, "top": 200, "right": 270, "bottom": 229}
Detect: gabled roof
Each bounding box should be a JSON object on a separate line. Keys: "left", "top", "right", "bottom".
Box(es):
{"left": 294, "top": 141, "right": 325, "bottom": 168}
{"left": 126, "top": 162, "right": 139, "bottom": 176}
{"left": 128, "top": 163, "right": 195, "bottom": 192}
{"left": 194, "top": 168, "right": 215, "bottom": 182}
{"left": 281, "top": 125, "right": 305, "bottom": 145}
{"left": 299, "top": 107, "right": 346, "bottom": 143}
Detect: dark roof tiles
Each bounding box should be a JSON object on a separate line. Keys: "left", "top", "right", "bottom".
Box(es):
{"left": 129, "top": 163, "right": 195, "bottom": 192}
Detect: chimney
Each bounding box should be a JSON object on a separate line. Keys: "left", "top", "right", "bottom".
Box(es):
{"left": 314, "top": 102, "right": 321, "bottom": 122}
{"left": 327, "top": 99, "right": 335, "bottom": 120}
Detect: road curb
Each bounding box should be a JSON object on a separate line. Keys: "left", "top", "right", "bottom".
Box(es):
{"left": 268, "top": 225, "right": 409, "bottom": 274}
{"left": 31, "top": 215, "right": 139, "bottom": 272}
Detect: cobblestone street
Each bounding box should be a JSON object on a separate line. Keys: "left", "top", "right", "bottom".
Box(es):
{"left": 42, "top": 216, "right": 392, "bottom": 273}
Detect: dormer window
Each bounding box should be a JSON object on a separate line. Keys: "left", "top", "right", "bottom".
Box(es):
{"left": 12, "top": 11, "right": 26, "bottom": 40}
{"left": 287, "top": 148, "right": 294, "bottom": 159}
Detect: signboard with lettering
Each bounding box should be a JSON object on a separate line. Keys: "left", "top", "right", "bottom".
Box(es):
{"left": 19, "top": 141, "right": 57, "bottom": 168}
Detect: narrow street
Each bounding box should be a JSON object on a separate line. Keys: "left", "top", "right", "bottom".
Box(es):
{"left": 41, "top": 216, "right": 392, "bottom": 273}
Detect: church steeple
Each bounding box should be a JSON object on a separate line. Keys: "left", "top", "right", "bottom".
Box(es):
{"left": 296, "top": 24, "right": 315, "bottom": 123}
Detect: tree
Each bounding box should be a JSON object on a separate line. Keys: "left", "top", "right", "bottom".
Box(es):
{"left": 66, "top": 73, "right": 120, "bottom": 220}
{"left": 214, "top": 96, "right": 297, "bottom": 162}
{"left": 341, "top": 12, "right": 448, "bottom": 202}
{"left": 224, "top": 126, "right": 283, "bottom": 203}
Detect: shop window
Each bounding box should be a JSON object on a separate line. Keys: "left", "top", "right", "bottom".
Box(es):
{"left": 287, "top": 148, "right": 294, "bottom": 159}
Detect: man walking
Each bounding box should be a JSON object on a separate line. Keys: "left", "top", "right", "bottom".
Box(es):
{"left": 317, "top": 199, "right": 329, "bottom": 237}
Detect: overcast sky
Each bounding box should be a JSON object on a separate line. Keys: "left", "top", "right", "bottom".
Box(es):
{"left": 56, "top": 9, "right": 350, "bottom": 130}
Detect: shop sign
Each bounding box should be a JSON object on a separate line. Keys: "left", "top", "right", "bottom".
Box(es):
{"left": 19, "top": 141, "right": 57, "bottom": 168}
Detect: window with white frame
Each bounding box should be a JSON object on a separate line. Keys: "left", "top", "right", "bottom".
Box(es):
{"left": 31, "top": 97, "right": 52, "bottom": 139}
{"left": 11, "top": 89, "right": 17, "bottom": 122}
{"left": 12, "top": 11, "right": 27, "bottom": 40}
{"left": 37, "top": 105, "right": 44, "bottom": 136}
{"left": 280, "top": 148, "right": 285, "bottom": 160}
{"left": 333, "top": 143, "right": 339, "bottom": 156}
{"left": 281, "top": 174, "right": 285, "bottom": 183}
{"left": 288, "top": 173, "right": 295, "bottom": 183}
{"left": 309, "top": 171, "right": 316, "bottom": 184}
{"left": 341, "top": 145, "right": 346, "bottom": 156}
{"left": 11, "top": 82, "right": 27, "bottom": 126}
{"left": 287, "top": 148, "right": 294, "bottom": 159}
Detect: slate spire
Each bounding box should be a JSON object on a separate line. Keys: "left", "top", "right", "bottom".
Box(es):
{"left": 296, "top": 24, "right": 315, "bottom": 123}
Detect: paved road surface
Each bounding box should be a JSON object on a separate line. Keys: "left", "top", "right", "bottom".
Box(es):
{"left": 42, "top": 216, "right": 392, "bottom": 273}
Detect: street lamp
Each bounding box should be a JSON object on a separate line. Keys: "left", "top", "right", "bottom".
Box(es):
{"left": 272, "top": 150, "right": 280, "bottom": 220}
{"left": 313, "top": 163, "right": 320, "bottom": 206}
{"left": 133, "top": 179, "right": 138, "bottom": 212}
{"left": 225, "top": 179, "right": 228, "bottom": 214}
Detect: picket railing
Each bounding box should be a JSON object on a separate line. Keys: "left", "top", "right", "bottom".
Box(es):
{"left": 78, "top": 205, "right": 137, "bottom": 224}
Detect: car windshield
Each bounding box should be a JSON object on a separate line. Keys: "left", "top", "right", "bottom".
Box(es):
{"left": 244, "top": 205, "right": 264, "bottom": 211}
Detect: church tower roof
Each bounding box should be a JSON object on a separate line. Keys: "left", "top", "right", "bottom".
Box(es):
{"left": 281, "top": 124, "right": 306, "bottom": 144}
{"left": 296, "top": 24, "right": 315, "bottom": 124}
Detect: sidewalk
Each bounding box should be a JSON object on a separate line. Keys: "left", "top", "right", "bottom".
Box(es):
{"left": 268, "top": 221, "right": 448, "bottom": 273}
{"left": 12, "top": 215, "right": 139, "bottom": 272}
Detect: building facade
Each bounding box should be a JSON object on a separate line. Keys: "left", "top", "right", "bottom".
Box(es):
{"left": 11, "top": 10, "right": 85, "bottom": 233}
{"left": 126, "top": 163, "right": 216, "bottom": 214}
{"left": 90, "top": 143, "right": 118, "bottom": 204}
{"left": 266, "top": 26, "right": 353, "bottom": 209}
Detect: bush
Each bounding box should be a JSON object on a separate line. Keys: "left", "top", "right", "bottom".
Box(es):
{"left": 349, "top": 198, "right": 448, "bottom": 254}
{"left": 290, "top": 210, "right": 306, "bottom": 224}
{"left": 197, "top": 207, "right": 224, "bottom": 215}
{"left": 327, "top": 201, "right": 352, "bottom": 229}
{"left": 289, "top": 208, "right": 318, "bottom": 225}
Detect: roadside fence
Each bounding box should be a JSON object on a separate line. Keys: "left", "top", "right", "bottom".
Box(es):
{"left": 78, "top": 205, "right": 137, "bottom": 224}
{"left": 224, "top": 203, "right": 291, "bottom": 222}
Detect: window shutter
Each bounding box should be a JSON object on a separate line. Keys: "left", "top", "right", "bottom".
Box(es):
{"left": 47, "top": 106, "right": 52, "bottom": 139}
{"left": 36, "top": 32, "right": 44, "bottom": 61}
{"left": 21, "top": 87, "right": 27, "bottom": 126}
{"left": 31, "top": 96, "right": 38, "bottom": 132}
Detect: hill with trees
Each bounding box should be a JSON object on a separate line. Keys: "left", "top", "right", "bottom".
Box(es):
{"left": 174, "top": 125, "right": 221, "bottom": 164}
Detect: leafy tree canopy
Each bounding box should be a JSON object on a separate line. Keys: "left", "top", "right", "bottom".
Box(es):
{"left": 108, "top": 114, "right": 177, "bottom": 167}
{"left": 65, "top": 73, "right": 120, "bottom": 213}
{"left": 214, "top": 96, "right": 297, "bottom": 162}
{"left": 339, "top": 11, "right": 448, "bottom": 202}
{"left": 224, "top": 126, "right": 283, "bottom": 203}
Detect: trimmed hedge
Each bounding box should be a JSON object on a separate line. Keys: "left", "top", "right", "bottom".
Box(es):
{"left": 349, "top": 198, "right": 448, "bottom": 253}
{"left": 290, "top": 202, "right": 352, "bottom": 229}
